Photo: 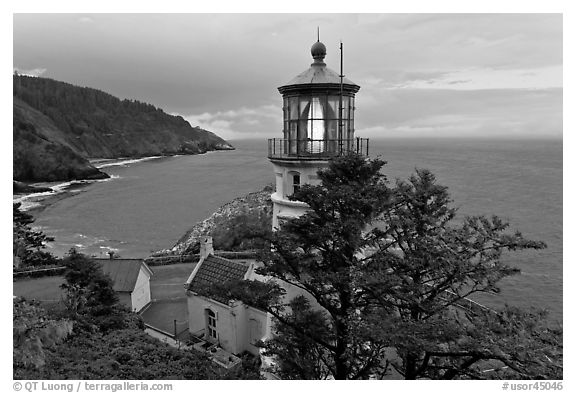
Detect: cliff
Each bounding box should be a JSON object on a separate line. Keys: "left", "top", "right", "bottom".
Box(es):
{"left": 154, "top": 185, "right": 273, "bottom": 256}
{"left": 13, "top": 75, "right": 234, "bottom": 182}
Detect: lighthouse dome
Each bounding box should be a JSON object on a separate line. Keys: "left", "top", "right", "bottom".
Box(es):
{"left": 278, "top": 39, "right": 359, "bottom": 92}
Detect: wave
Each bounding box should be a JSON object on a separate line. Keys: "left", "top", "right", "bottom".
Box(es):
{"left": 99, "top": 174, "right": 121, "bottom": 181}
{"left": 16, "top": 200, "right": 43, "bottom": 211}
{"left": 14, "top": 188, "right": 61, "bottom": 211}
{"left": 99, "top": 245, "right": 120, "bottom": 252}
{"left": 42, "top": 231, "right": 124, "bottom": 258}
{"left": 93, "top": 156, "right": 163, "bottom": 169}
{"left": 13, "top": 175, "right": 121, "bottom": 211}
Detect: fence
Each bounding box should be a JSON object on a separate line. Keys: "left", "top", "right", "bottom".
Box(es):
{"left": 144, "top": 319, "right": 189, "bottom": 347}
{"left": 268, "top": 138, "right": 369, "bottom": 160}
{"left": 145, "top": 254, "right": 199, "bottom": 266}
{"left": 13, "top": 266, "right": 66, "bottom": 279}
{"left": 434, "top": 288, "right": 495, "bottom": 316}
{"left": 145, "top": 250, "right": 259, "bottom": 266}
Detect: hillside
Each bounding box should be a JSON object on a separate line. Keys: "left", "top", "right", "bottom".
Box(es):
{"left": 13, "top": 98, "right": 109, "bottom": 182}
{"left": 13, "top": 75, "right": 233, "bottom": 182}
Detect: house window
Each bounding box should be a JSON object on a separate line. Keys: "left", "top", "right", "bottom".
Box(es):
{"left": 207, "top": 309, "right": 217, "bottom": 340}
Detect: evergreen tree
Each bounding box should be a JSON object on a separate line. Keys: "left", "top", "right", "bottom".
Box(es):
{"left": 205, "top": 154, "right": 557, "bottom": 379}
{"left": 15, "top": 251, "right": 259, "bottom": 380}
{"left": 359, "top": 169, "right": 554, "bottom": 379}
{"left": 60, "top": 249, "right": 121, "bottom": 331}
{"left": 206, "top": 154, "right": 392, "bottom": 379}
{"left": 13, "top": 298, "right": 73, "bottom": 370}
{"left": 13, "top": 202, "right": 56, "bottom": 268}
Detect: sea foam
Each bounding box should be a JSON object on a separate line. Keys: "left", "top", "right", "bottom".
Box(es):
{"left": 94, "top": 156, "right": 162, "bottom": 169}
{"left": 13, "top": 175, "right": 121, "bottom": 211}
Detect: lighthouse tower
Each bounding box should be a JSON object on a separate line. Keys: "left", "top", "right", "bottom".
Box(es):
{"left": 268, "top": 39, "right": 368, "bottom": 229}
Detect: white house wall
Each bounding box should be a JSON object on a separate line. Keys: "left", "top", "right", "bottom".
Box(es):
{"left": 252, "top": 270, "right": 324, "bottom": 327}
{"left": 245, "top": 307, "right": 272, "bottom": 355}
{"left": 130, "top": 266, "right": 151, "bottom": 312}
{"left": 187, "top": 293, "right": 271, "bottom": 356}
{"left": 187, "top": 294, "right": 241, "bottom": 354}
{"left": 232, "top": 303, "right": 248, "bottom": 354}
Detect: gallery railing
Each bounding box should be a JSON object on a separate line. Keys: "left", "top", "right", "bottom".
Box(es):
{"left": 268, "top": 138, "right": 369, "bottom": 160}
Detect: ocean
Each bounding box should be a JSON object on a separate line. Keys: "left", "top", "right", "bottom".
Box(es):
{"left": 16, "top": 138, "right": 563, "bottom": 321}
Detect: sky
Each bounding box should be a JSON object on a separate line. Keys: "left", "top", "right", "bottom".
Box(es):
{"left": 13, "top": 13, "right": 562, "bottom": 141}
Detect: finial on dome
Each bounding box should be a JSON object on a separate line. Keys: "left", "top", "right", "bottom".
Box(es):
{"left": 311, "top": 37, "right": 326, "bottom": 64}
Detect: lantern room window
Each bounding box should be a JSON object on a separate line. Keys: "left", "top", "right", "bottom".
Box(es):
{"left": 283, "top": 94, "right": 355, "bottom": 155}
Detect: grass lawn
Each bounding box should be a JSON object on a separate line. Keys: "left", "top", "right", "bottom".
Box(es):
{"left": 13, "top": 262, "right": 197, "bottom": 334}
{"left": 13, "top": 276, "right": 66, "bottom": 302}
{"left": 140, "top": 263, "right": 196, "bottom": 334}
{"left": 148, "top": 262, "right": 196, "bottom": 300}
{"left": 12, "top": 262, "right": 196, "bottom": 302}
{"left": 140, "top": 298, "right": 188, "bottom": 336}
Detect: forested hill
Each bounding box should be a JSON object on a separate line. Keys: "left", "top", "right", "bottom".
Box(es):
{"left": 13, "top": 74, "right": 234, "bottom": 182}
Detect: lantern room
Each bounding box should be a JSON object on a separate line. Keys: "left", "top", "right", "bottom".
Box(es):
{"left": 268, "top": 39, "right": 368, "bottom": 159}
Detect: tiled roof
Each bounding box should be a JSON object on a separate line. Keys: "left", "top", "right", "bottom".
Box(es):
{"left": 189, "top": 254, "right": 249, "bottom": 303}
{"left": 94, "top": 259, "right": 150, "bottom": 293}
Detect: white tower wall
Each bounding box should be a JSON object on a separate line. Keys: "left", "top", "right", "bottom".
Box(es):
{"left": 270, "top": 159, "right": 329, "bottom": 229}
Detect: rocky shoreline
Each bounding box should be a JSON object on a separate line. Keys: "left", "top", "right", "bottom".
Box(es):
{"left": 13, "top": 181, "right": 53, "bottom": 195}
{"left": 152, "top": 185, "right": 274, "bottom": 257}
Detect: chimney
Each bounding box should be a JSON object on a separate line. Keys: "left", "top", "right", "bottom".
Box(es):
{"left": 200, "top": 236, "right": 214, "bottom": 261}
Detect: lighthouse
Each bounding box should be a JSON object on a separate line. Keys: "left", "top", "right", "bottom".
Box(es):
{"left": 268, "top": 38, "right": 368, "bottom": 229}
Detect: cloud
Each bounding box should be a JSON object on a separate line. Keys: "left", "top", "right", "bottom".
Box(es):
{"left": 363, "top": 65, "right": 561, "bottom": 91}
{"left": 355, "top": 87, "right": 562, "bottom": 139}
{"left": 13, "top": 67, "right": 47, "bottom": 77}
{"left": 360, "top": 71, "right": 451, "bottom": 89}
{"left": 351, "top": 14, "right": 561, "bottom": 72}
{"left": 12, "top": 14, "right": 562, "bottom": 140}
{"left": 393, "top": 66, "right": 562, "bottom": 90}
{"left": 176, "top": 84, "right": 562, "bottom": 141}
{"left": 178, "top": 105, "right": 283, "bottom": 140}
{"left": 177, "top": 85, "right": 562, "bottom": 141}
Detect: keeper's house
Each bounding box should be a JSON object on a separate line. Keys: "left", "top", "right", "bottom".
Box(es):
{"left": 185, "top": 237, "right": 271, "bottom": 356}
{"left": 95, "top": 259, "right": 153, "bottom": 312}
